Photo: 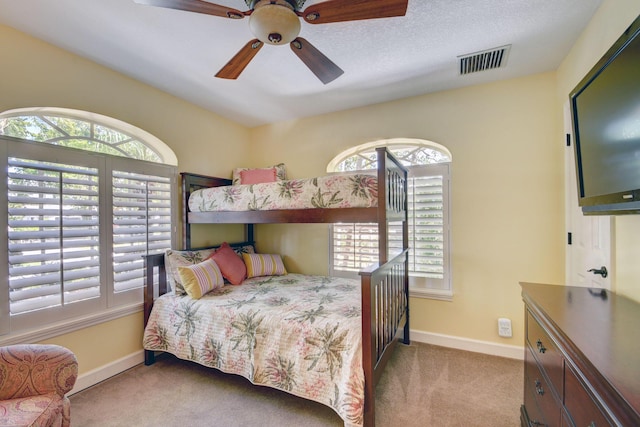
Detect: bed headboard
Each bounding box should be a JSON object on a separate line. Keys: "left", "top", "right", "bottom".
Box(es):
{"left": 180, "top": 172, "right": 237, "bottom": 249}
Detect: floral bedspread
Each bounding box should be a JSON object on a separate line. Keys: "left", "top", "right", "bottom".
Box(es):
{"left": 188, "top": 174, "right": 378, "bottom": 212}
{"left": 143, "top": 274, "right": 365, "bottom": 427}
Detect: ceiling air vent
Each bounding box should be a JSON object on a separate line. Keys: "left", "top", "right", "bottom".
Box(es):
{"left": 458, "top": 45, "right": 511, "bottom": 75}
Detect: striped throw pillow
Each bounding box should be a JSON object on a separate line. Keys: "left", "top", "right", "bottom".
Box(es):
{"left": 177, "top": 258, "right": 224, "bottom": 299}
{"left": 242, "top": 253, "right": 287, "bottom": 278}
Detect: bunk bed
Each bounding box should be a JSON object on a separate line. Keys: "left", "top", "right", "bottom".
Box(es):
{"left": 142, "top": 147, "right": 410, "bottom": 427}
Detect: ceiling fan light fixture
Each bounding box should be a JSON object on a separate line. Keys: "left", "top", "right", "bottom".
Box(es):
{"left": 249, "top": 0, "right": 301, "bottom": 45}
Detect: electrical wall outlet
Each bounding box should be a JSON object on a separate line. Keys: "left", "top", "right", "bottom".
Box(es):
{"left": 498, "top": 317, "right": 512, "bottom": 337}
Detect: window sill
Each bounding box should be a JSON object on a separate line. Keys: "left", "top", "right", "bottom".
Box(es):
{"left": 410, "top": 287, "right": 453, "bottom": 301}
{"left": 0, "top": 303, "right": 142, "bottom": 346}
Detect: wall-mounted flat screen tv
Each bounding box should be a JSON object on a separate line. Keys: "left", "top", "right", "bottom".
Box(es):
{"left": 570, "top": 14, "right": 640, "bottom": 215}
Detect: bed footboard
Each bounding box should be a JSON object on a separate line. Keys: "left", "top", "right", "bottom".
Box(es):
{"left": 360, "top": 249, "right": 410, "bottom": 427}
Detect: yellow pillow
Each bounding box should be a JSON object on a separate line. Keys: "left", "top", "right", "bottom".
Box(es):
{"left": 177, "top": 258, "right": 224, "bottom": 299}
{"left": 242, "top": 253, "right": 287, "bottom": 278}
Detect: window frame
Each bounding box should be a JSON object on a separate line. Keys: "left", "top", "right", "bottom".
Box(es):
{"left": 0, "top": 111, "right": 177, "bottom": 344}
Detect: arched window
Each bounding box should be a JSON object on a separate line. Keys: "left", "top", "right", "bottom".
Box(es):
{"left": 328, "top": 138, "right": 452, "bottom": 300}
{"left": 0, "top": 107, "right": 177, "bottom": 338}
{"left": 0, "top": 107, "right": 177, "bottom": 165}
{"left": 328, "top": 138, "right": 450, "bottom": 172}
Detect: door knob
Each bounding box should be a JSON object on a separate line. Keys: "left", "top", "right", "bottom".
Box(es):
{"left": 588, "top": 266, "right": 608, "bottom": 278}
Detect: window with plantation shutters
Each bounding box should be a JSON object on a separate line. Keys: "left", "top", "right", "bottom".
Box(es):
{"left": 407, "top": 164, "right": 450, "bottom": 296}
{"left": 329, "top": 140, "right": 452, "bottom": 300}
{"left": 0, "top": 108, "right": 176, "bottom": 339}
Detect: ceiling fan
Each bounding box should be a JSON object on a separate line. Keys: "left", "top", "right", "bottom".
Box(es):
{"left": 134, "top": 0, "right": 409, "bottom": 84}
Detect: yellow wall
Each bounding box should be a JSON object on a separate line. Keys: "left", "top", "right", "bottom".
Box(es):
{"left": 556, "top": 0, "right": 640, "bottom": 302}
{"left": 0, "top": 24, "right": 251, "bottom": 374}
{"left": 0, "top": 25, "right": 250, "bottom": 177}
{"left": 250, "top": 72, "right": 564, "bottom": 347}
{"left": 37, "top": 313, "right": 143, "bottom": 374}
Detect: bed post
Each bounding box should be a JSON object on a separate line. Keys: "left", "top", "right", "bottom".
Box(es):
{"left": 360, "top": 271, "right": 376, "bottom": 427}
{"left": 143, "top": 253, "right": 166, "bottom": 366}
{"left": 401, "top": 157, "right": 410, "bottom": 346}
{"left": 375, "top": 147, "right": 388, "bottom": 265}
{"left": 376, "top": 147, "right": 410, "bottom": 345}
{"left": 246, "top": 224, "right": 254, "bottom": 243}
{"left": 181, "top": 172, "right": 191, "bottom": 249}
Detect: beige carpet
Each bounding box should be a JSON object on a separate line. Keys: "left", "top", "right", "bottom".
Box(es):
{"left": 69, "top": 342, "right": 523, "bottom": 427}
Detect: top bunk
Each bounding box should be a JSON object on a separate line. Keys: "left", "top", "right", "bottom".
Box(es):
{"left": 181, "top": 147, "right": 407, "bottom": 226}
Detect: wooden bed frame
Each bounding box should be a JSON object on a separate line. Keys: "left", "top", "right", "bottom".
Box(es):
{"left": 143, "top": 147, "right": 410, "bottom": 426}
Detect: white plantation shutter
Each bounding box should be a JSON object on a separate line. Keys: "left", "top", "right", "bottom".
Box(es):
{"left": 332, "top": 223, "right": 379, "bottom": 272}
{"left": 329, "top": 147, "right": 451, "bottom": 299}
{"left": 112, "top": 170, "right": 172, "bottom": 293}
{"left": 333, "top": 222, "right": 407, "bottom": 272}
{"left": 7, "top": 157, "right": 101, "bottom": 315}
{"left": 410, "top": 174, "right": 444, "bottom": 279}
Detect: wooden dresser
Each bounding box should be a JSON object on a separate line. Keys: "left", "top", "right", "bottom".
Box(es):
{"left": 520, "top": 282, "right": 640, "bottom": 427}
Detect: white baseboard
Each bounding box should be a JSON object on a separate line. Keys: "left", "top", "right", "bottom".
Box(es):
{"left": 410, "top": 329, "right": 525, "bottom": 360}
{"left": 69, "top": 350, "right": 145, "bottom": 395}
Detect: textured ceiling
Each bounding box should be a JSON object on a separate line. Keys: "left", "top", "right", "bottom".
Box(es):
{"left": 0, "top": 0, "right": 602, "bottom": 127}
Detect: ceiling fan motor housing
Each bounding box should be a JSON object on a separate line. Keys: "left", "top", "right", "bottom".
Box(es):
{"left": 247, "top": 0, "right": 299, "bottom": 8}
{"left": 249, "top": 0, "right": 301, "bottom": 45}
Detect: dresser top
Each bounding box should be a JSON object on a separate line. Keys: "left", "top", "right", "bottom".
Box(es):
{"left": 521, "top": 282, "right": 640, "bottom": 420}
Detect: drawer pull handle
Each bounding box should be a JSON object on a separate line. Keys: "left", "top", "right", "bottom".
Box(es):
{"left": 530, "top": 421, "right": 545, "bottom": 427}
{"left": 588, "top": 423, "right": 596, "bottom": 427}
{"left": 535, "top": 380, "right": 544, "bottom": 396}
{"left": 536, "top": 339, "right": 547, "bottom": 354}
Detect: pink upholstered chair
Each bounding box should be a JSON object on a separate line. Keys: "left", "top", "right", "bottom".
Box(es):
{"left": 0, "top": 344, "right": 78, "bottom": 427}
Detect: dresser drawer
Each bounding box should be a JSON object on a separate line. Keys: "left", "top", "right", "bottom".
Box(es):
{"left": 526, "top": 347, "right": 561, "bottom": 427}
{"left": 564, "top": 365, "right": 613, "bottom": 427}
{"left": 527, "top": 310, "right": 564, "bottom": 395}
{"left": 524, "top": 382, "right": 549, "bottom": 427}
{"left": 522, "top": 397, "right": 547, "bottom": 427}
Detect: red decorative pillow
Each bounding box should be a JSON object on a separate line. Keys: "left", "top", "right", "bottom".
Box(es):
{"left": 239, "top": 167, "right": 277, "bottom": 185}
{"left": 207, "top": 242, "right": 246, "bottom": 285}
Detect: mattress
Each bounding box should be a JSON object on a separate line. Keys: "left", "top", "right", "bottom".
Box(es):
{"left": 188, "top": 173, "right": 378, "bottom": 212}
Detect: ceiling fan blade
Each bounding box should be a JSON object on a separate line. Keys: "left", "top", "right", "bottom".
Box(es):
{"left": 215, "top": 39, "right": 264, "bottom": 79}
{"left": 290, "top": 38, "right": 344, "bottom": 84}
{"left": 133, "top": 0, "right": 248, "bottom": 19}
{"left": 301, "top": 0, "right": 408, "bottom": 24}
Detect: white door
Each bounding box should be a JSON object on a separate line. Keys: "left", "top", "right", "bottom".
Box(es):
{"left": 565, "top": 103, "right": 613, "bottom": 289}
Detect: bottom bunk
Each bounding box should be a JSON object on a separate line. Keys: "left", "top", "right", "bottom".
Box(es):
{"left": 142, "top": 242, "right": 409, "bottom": 427}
